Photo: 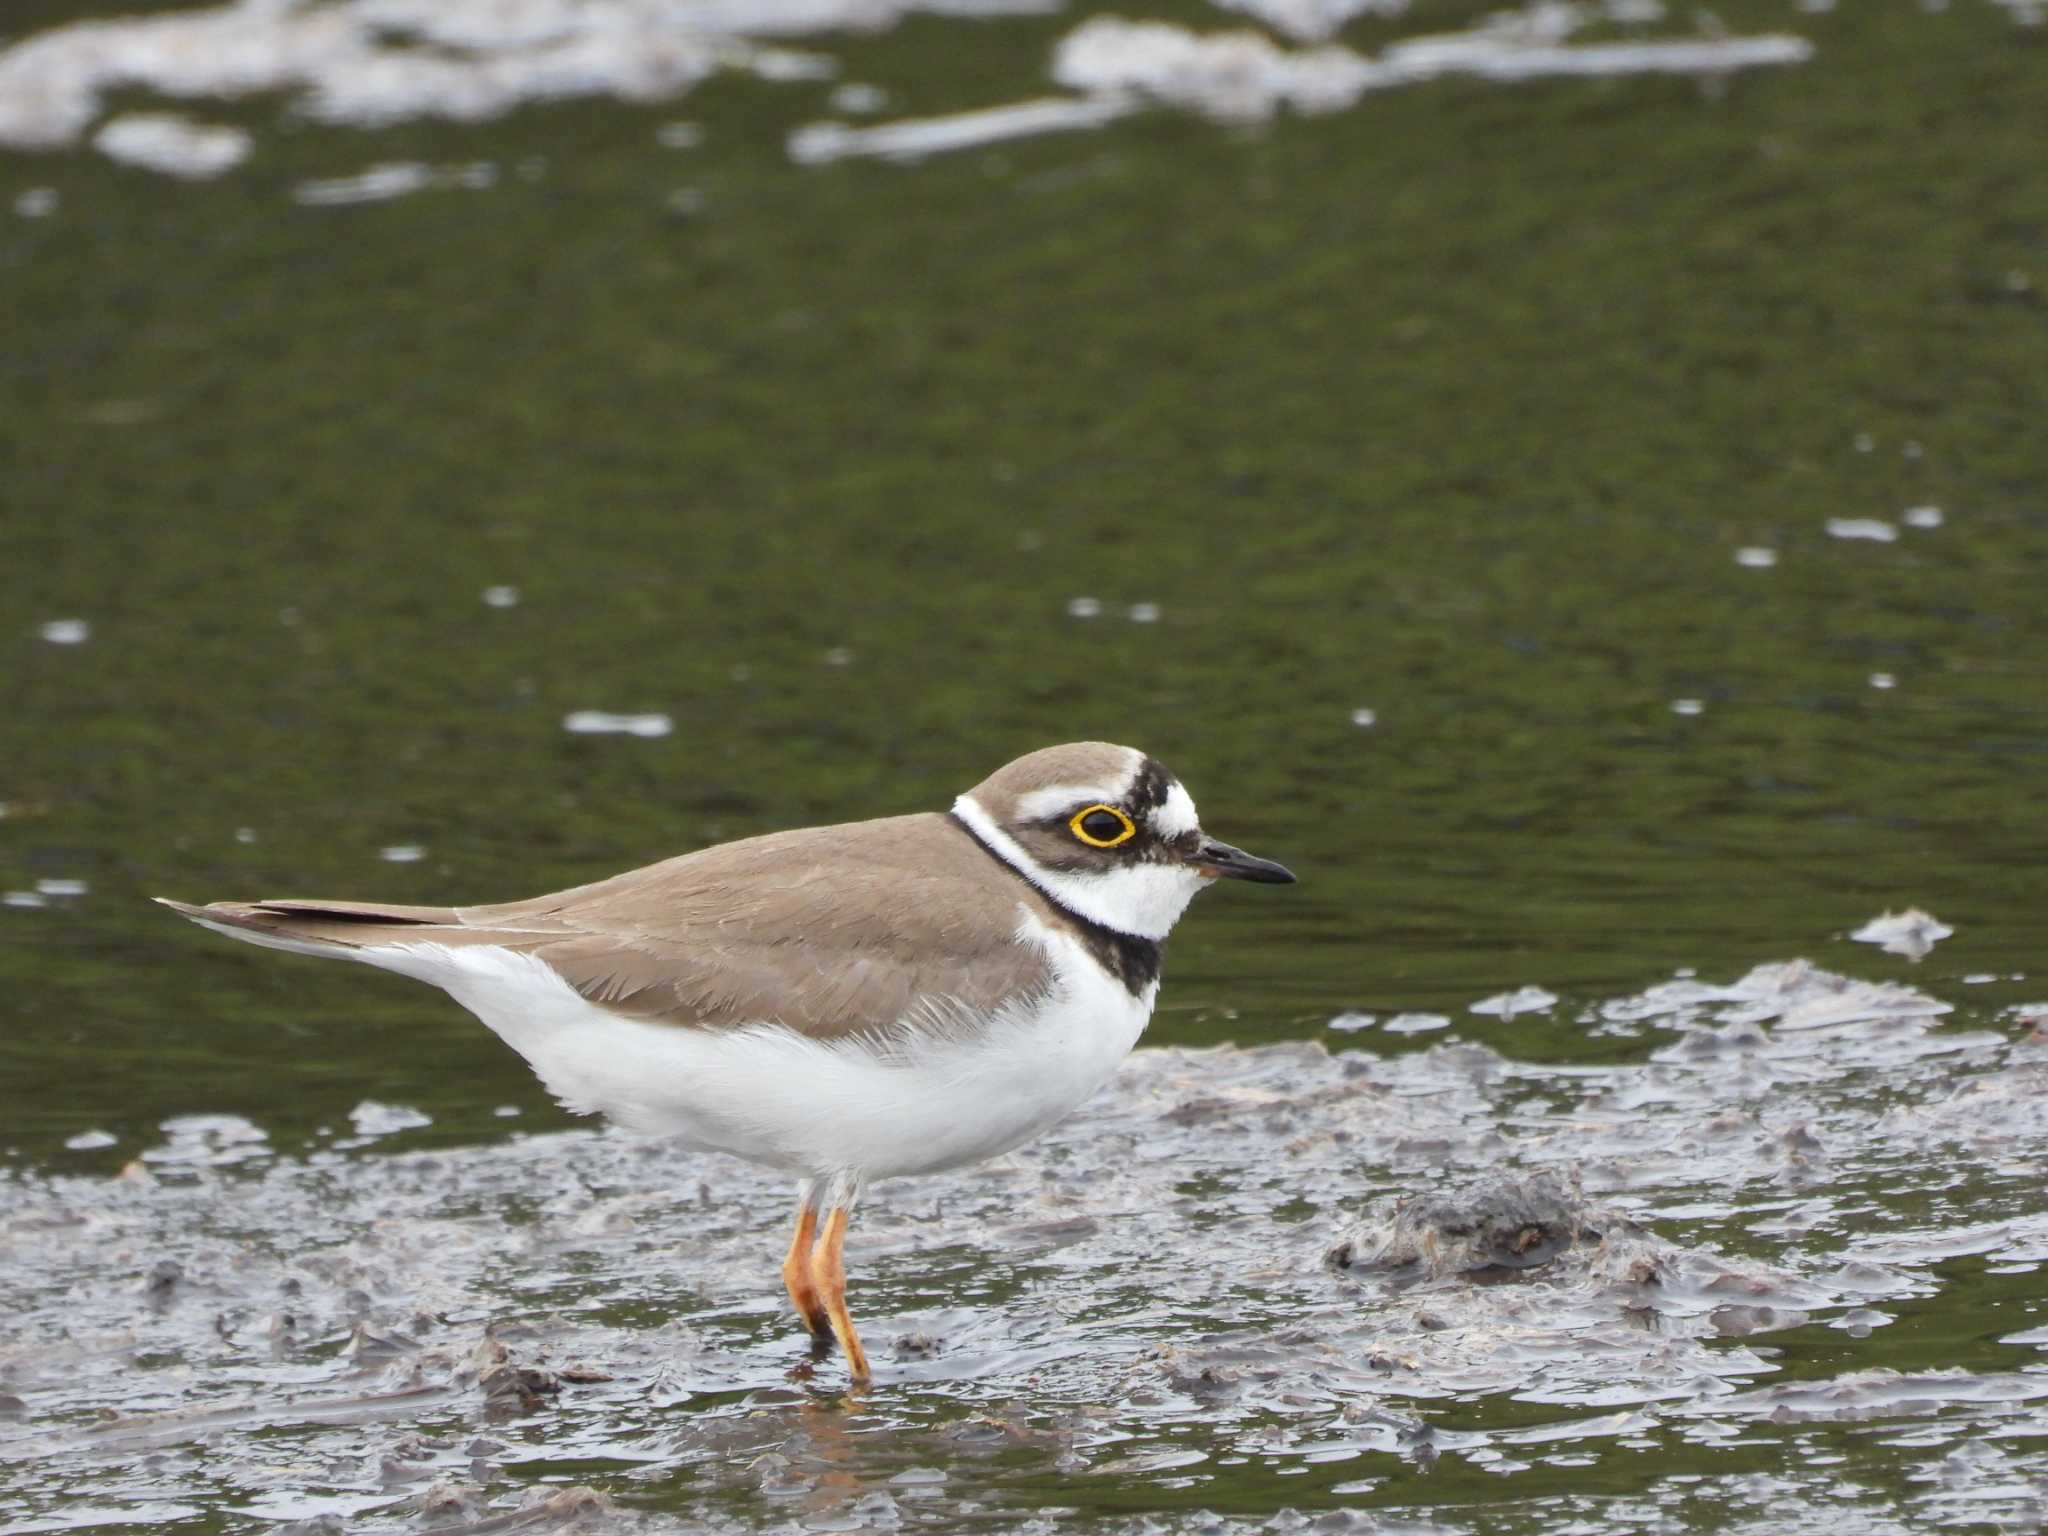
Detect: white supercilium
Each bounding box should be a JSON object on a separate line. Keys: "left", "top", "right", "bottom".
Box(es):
{"left": 1013, "top": 780, "right": 1135, "bottom": 822}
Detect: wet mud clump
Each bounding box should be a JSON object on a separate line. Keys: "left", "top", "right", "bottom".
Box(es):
{"left": 1325, "top": 1171, "right": 1645, "bottom": 1281}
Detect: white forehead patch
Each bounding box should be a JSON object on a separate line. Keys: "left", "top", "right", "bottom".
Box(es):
{"left": 1149, "top": 781, "right": 1200, "bottom": 839}
{"left": 1013, "top": 779, "right": 1132, "bottom": 824}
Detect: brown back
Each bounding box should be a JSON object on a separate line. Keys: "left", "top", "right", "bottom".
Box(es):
{"left": 452, "top": 811, "right": 1059, "bottom": 1038}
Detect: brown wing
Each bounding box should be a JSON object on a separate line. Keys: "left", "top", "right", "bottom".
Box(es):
{"left": 457, "top": 812, "right": 1057, "bottom": 1038}
{"left": 161, "top": 814, "right": 1059, "bottom": 1039}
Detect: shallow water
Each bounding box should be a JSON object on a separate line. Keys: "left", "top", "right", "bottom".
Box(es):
{"left": 4, "top": 964, "right": 2046, "bottom": 1531}
{"left": 4, "top": 0, "right": 2047, "bottom": 1528}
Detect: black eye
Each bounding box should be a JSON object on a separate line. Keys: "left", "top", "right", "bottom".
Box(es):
{"left": 1070, "top": 804, "right": 1136, "bottom": 848}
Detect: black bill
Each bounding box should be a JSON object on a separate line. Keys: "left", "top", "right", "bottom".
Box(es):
{"left": 1192, "top": 839, "right": 1297, "bottom": 884}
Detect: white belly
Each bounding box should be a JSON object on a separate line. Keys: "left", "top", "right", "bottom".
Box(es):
{"left": 363, "top": 922, "right": 1154, "bottom": 1182}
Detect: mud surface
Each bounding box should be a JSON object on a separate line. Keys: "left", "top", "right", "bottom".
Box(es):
{"left": 4, "top": 961, "right": 2045, "bottom": 1532}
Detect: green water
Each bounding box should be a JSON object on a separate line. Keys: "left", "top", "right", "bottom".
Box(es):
{"left": 2, "top": 0, "right": 2046, "bottom": 1529}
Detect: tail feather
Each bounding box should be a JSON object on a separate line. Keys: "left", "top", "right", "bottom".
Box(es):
{"left": 155, "top": 896, "right": 475, "bottom": 957}
{"left": 231, "top": 898, "right": 460, "bottom": 926}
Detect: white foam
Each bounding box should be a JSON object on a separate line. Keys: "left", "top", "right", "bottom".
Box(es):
{"left": 1213, "top": 0, "right": 1410, "bottom": 43}
{"left": 294, "top": 161, "right": 495, "bottom": 205}
{"left": 1381, "top": 31, "right": 1813, "bottom": 83}
{"left": 828, "top": 83, "right": 887, "bottom": 115}
{"left": 1053, "top": 20, "right": 1384, "bottom": 120}
{"left": 1851, "top": 908, "right": 1953, "bottom": 963}
{"left": 791, "top": 95, "right": 1130, "bottom": 165}
{"left": 1470, "top": 986, "right": 1558, "bottom": 1019}
{"left": 0, "top": 0, "right": 1058, "bottom": 170}
{"left": 143, "top": 1113, "right": 270, "bottom": 1167}
{"left": 562, "top": 710, "right": 673, "bottom": 738}
{"left": 1047, "top": 12, "right": 1813, "bottom": 126}
{"left": 0, "top": 0, "right": 1821, "bottom": 179}
{"left": 93, "top": 114, "right": 251, "bottom": 178}
{"left": 293, "top": 162, "right": 428, "bottom": 205}
{"left": 1383, "top": 1010, "right": 1451, "bottom": 1033}
{"left": 1826, "top": 517, "right": 1898, "bottom": 543}
{"left": 347, "top": 1100, "right": 433, "bottom": 1137}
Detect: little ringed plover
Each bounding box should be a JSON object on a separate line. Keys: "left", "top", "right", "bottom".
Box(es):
{"left": 160, "top": 741, "right": 1295, "bottom": 1382}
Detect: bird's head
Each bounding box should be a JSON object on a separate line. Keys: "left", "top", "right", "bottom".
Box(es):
{"left": 952, "top": 741, "right": 1295, "bottom": 941}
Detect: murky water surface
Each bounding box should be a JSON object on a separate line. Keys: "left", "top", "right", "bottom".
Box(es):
{"left": 3, "top": 0, "right": 2046, "bottom": 1529}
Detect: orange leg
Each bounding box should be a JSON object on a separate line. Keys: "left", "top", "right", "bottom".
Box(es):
{"left": 781, "top": 1195, "right": 831, "bottom": 1338}
{"left": 810, "top": 1204, "right": 871, "bottom": 1384}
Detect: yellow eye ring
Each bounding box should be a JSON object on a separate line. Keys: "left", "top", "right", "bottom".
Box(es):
{"left": 1069, "top": 804, "right": 1136, "bottom": 848}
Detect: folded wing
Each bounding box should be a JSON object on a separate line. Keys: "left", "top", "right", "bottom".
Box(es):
{"left": 162, "top": 812, "right": 1056, "bottom": 1041}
